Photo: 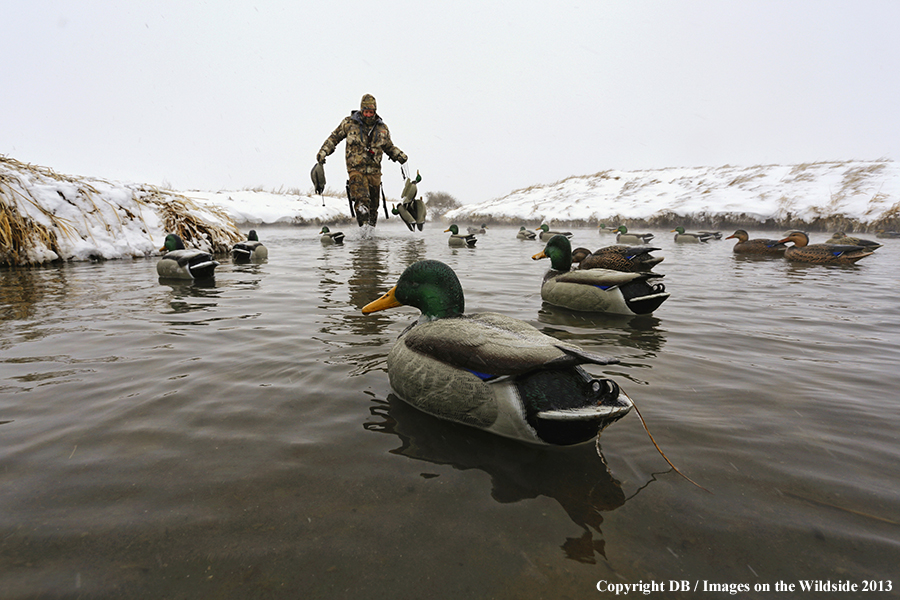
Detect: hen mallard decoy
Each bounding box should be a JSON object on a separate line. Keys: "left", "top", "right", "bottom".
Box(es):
{"left": 536, "top": 224, "right": 573, "bottom": 241}
{"left": 361, "top": 259, "right": 633, "bottom": 445}
{"left": 825, "top": 232, "right": 883, "bottom": 250}
{"left": 672, "top": 227, "right": 715, "bottom": 243}
{"left": 724, "top": 230, "right": 787, "bottom": 256}
{"left": 614, "top": 226, "right": 654, "bottom": 245}
{"left": 467, "top": 224, "right": 488, "bottom": 235}
{"left": 516, "top": 226, "right": 537, "bottom": 240}
{"left": 232, "top": 230, "right": 268, "bottom": 262}
{"left": 574, "top": 244, "right": 665, "bottom": 272}
{"left": 319, "top": 226, "right": 345, "bottom": 245}
{"left": 697, "top": 230, "right": 722, "bottom": 240}
{"left": 533, "top": 235, "right": 669, "bottom": 315}
{"left": 444, "top": 224, "right": 477, "bottom": 247}
{"left": 157, "top": 234, "right": 219, "bottom": 280}
{"left": 876, "top": 230, "right": 900, "bottom": 239}
{"left": 777, "top": 231, "right": 874, "bottom": 264}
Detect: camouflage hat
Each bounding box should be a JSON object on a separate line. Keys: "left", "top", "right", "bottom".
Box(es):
{"left": 360, "top": 94, "right": 377, "bottom": 111}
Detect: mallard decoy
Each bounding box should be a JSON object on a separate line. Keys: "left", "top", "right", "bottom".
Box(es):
{"left": 444, "top": 224, "right": 477, "bottom": 247}
{"left": 598, "top": 223, "right": 620, "bottom": 234}
{"left": 825, "top": 232, "right": 883, "bottom": 250}
{"left": 157, "top": 233, "right": 218, "bottom": 280}
{"left": 532, "top": 235, "right": 669, "bottom": 315}
{"left": 697, "top": 230, "right": 723, "bottom": 240}
{"left": 232, "top": 230, "right": 268, "bottom": 262}
{"left": 319, "top": 226, "right": 345, "bottom": 245}
{"left": 724, "top": 230, "right": 786, "bottom": 256}
{"left": 575, "top": 245, "right": 664, "bottom": 272}
{"left": 394, "top": 171, "right": 426, "bottom": 231}
{"left": 876, "top": 230, "right": 900, "bottom": 239}
{"left": 361, "top": 259, "right": 633, "bottom": 446}
{"left": 516, "top": 226, "right": 537, "bottom": 240}
{"left": 467, "top": 224, "right": 488, "bottom": 235}
{"left": 777, "top": 231, "right": 874, "bottom": 265}
{"left": 570, "top": 247, "right": 593, "bottom": 264}
{"left": 536, "top": 224, "right": 573, "bottom": 241}
{"left": 672, "top": 227, "right": 715, "bottom": 243}
{"left": 614, "top": 226, "right": 654, "bottom": 245}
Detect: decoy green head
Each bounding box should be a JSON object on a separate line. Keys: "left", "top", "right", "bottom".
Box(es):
{"left": 161, "top": 233, "right": 185, "bottom": 252}
{"left": 616, "top": 225, "right": 628, "bottom": 233}
{"left": 444, "top": 224, "right": 460, "bottom": 235}
{"left": 672, "top": 227, "right": 686, "bottom": 234}
{"left": 536, "top": 224, "right": 550, "bottom": 232}
{"left": 532, "top": 234, "right": 573, "bottom": 272}
{"left": 248, "top": 230, "right": 259, "bottom": 241}
{"left": 519, "top": 226, "right": 528, "bottom": 231}
{"left": 362, "top": 260, "right": 465, "bottom": 320}
{"left": 320, "top": 226, "right": 330, "bottom": 234}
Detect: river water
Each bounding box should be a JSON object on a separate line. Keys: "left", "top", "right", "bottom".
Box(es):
{"left": 1, "top": 223, "right": 898, "bottom": 599}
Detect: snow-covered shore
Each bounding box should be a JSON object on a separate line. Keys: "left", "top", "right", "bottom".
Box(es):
{"left": 2, "top": 156, "right": 899, "bottom": 265}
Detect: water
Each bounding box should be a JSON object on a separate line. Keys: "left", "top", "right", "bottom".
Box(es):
{"left": 1, "top": 224, "right": 898, "bottom": 599}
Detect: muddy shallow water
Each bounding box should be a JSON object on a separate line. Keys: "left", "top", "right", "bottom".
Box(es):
{"left": 1, "top": 223, "right": 898, "bottom": 599}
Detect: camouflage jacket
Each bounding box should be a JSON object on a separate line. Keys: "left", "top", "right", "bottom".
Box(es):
{"left": 318, "top": 110, "right": 407, "bottom": 174}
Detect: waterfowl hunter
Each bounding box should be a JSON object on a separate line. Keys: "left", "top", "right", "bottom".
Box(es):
{"left": 232, "top": 230, "right": 268, "bottom": 262}
{"left": 157, "top": 234, "right": 219, "bottom": 280}
{"left": 533, "top": 235, "right": 670, "bottom": 315}
{"left": 361, "top": 259, "right": 633, "bottom": 445}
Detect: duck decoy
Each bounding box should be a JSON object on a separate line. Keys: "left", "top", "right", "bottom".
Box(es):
{"left": 157, "top": 234, "right": 218, "bottom": 280}
{"left": 614, "top": 226, "right": 654, "bottom": 245}
{"left": 232, "top": 230, "right": 268, "bottom": 262}
{"left": 825, "top": 232, "right": 883, "bottom": 250}
{"left": 361, "top": 259, "right": 633, "bottom": 446}
{"left": 533, "top": 235, "right": 670, "bottom": 315}
{"left": 319, "top": 226, "right": 345, "bottom": 245}
{"left": 875, "top": 230, "right": 900, "bottom": 239}
{"left": 598, "top": 223, "right": 620, "bottom": 235}
{"left": 394, "top": 171, "right": 426, "bottom": 231}
{"left": 444, "top": 224, "right": 477, "bottom": 247}
{"left": 672, "top": 227, "right": 715, "bottom": 243}
{"left": 467, "top": 224, "right": 487, "bottom": 235}
{"left": 697, "top": 230, "right": 723, "bottom": 240}
{"left": 516, "top": 226, "right": 537, "bottom": 240}
{"left": 536, "top": 224, "right": 573, "bottom": 241}
{"left": 724, "top": 230, "right": 787, "bottom": 256}
{"left": 777, "top": 231, "right": 874, "bottom": 264}
{"left": 575, "top": 245, "right": 665, "bottom": 272}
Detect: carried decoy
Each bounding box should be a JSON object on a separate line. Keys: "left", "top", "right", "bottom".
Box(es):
{"left": 533, "top": 235, "right": 670, "bottom": 315}
{"left": 777, "top": 231, "right": 874, "bottom": 265}
{"left": 614, "top": 226, "right": 654, "bottom": 245}
{"left": 825, "top": 232, "right": 883, "bottom": 250}
{"left": 394, "top": 171, "right": 426, "bottom": 231}
{"left": 574, "top": 244, "right": 665, "bottom": 272}
{"left": 535, "top": 224, "right": 573, "bottom": 241}
{"left": 672, "top": 227, "right": 715, "bottom": 243}
{"left": 157, "top": 234, "right": 218, "bottom": 280}
{"left": 467, "top": 224, "right": 488, "bottom": 235}
{"left": 361, "top": 259, "right": 633, "bottom": 445}
{"left": 232, "top": 230, "right": 268, "bottom": 262}
{"left": 516, "top": 226, "right": 537, "bottom": 240}
{"left": 444, "top": 224, "right": 477, "bottom": 247}
{"left": 319, "top": 226, "right": 345, "bottom": 245}
{"left": 724, "top": 229, "right": 787, "bottom": 256}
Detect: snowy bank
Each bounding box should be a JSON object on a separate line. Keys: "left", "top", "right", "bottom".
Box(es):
{"left": 444, "top": 160, "right": 900, "bottom": 231}
{"left": 1, "top": 156, "right": 242, "bottom": 266}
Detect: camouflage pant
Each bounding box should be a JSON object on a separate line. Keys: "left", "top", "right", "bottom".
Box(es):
{"left": 348, "top": 171, "right": 382, "bottom": 226}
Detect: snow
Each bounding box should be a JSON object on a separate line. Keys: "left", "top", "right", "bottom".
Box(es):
{"left": 3, "top": 157, "right": 898, "bottom": 265}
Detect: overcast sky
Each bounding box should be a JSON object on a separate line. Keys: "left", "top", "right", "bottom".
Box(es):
{"left": 3, "top": 1, "right": 899, "bottom": 204}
